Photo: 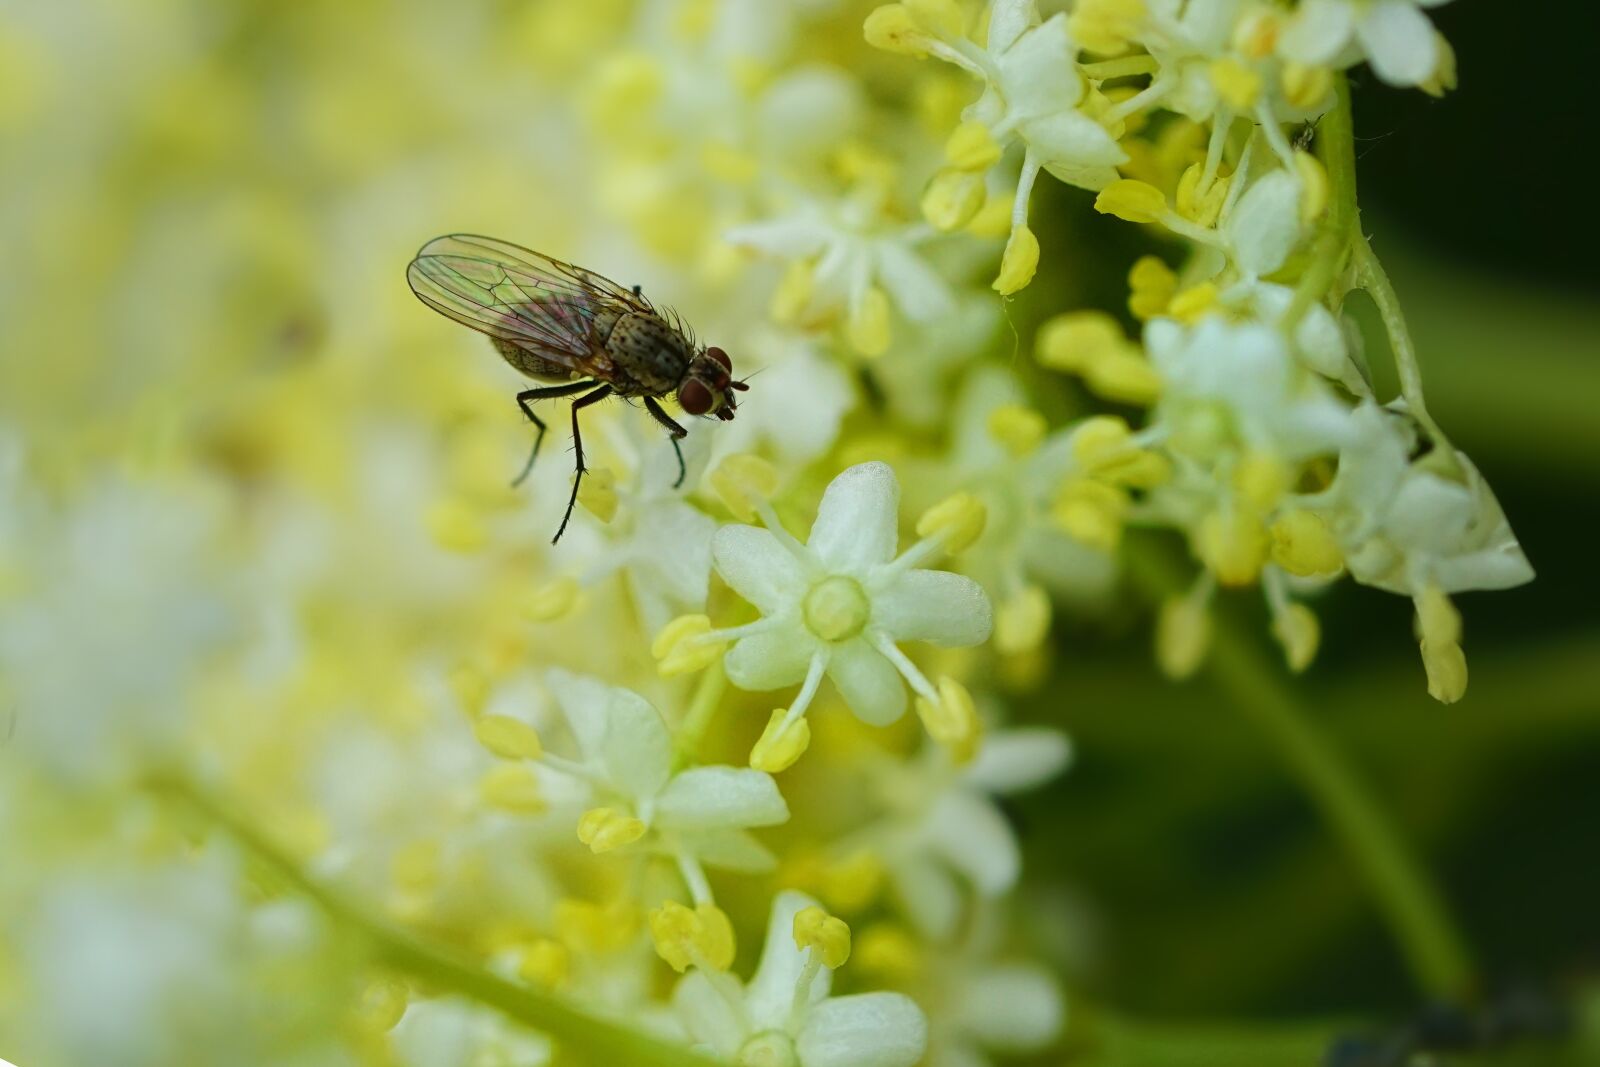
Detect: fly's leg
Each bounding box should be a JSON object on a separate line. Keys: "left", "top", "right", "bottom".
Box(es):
{"left": 513, "top": 381, "right": 594, "bottom": 488}
{"left": 642, "top": 396, "right": 688, "bottom": 489}
{"left": 553, "top": 384, "right": 615, "bottom": 544}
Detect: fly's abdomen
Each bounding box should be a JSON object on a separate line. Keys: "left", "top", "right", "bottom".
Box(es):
{"left": 602, "top": 312, "right": 690, "bottom": 395}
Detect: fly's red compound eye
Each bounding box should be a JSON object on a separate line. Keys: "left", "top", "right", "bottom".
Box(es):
{"left": 705, "top": 346, "right": 731, "bottom": 372}
{"left": 679, "top": 379, "right": 714, "bottom": 416}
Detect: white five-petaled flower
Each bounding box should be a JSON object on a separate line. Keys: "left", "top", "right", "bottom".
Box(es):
{"left": 672, "top": 890, "right": 928, "bottom": 1067}
{"left": 540, "top": 670, "right": 790, "bottom": 892}
{"left": 1279, "top": 0, "right": 1453, "bottom": 88}
{"left": 708, "top": 461, "right": 992, "bottom": 731}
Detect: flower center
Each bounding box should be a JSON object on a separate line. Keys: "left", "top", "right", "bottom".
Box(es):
{"left": 738, "top": 1031, "right": 798, "bottom": 1067}
{"left": 802, "top": 575, "right": 871, "bottom": 642}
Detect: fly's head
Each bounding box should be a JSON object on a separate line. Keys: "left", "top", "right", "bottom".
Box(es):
{"left": 677, "top": 346, "right": 749, "bottom": 422}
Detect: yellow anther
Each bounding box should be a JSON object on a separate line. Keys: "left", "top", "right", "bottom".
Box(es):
{"left": 1070, "top": 0, "right": 1146, "bottom": 55}
{"left": 966, "top": 191, "right": 1013, "bottom": 238}
{"left": 1270, "top": 509, "right": 1344, "bottom": 577}
{"left": 793, "top": 905, "right": 852, "bottom": 969}
{"left": 480, "top": 764, "right": 546, "bottom": 814}
{"left": 356, "top": 978, "right": 408, "bottom": 1033}
{"left": 750, "top": 708, "right": 812, "bottom": 773}
{"left": 922, "top": 168, "right": 987, "bottom": 230}
{"left": 1272, "top": 602, "right": 1321, "bottom": 673}
{"left": 554, "top": 899, "right": 639, "bottom": 955}
{"left": 1036, "top": 310, "right": 1127, "bottom": 373}
{"left": 856, "top": 924, "right": 923, "bottom": 979}
{"left": 1086, "top": 352, "right": 1164, "bottom": 407}
{"left": 944, "top": 120, "right": 1003, "bottom": 171}
{"left": 576, "top": 466, "right": 618, "bottom": 523}
{"left": 1168, "top": 282, "right": 1220, "bottom": 323}
{"left": 1176, "top": 163, "right": 1230, "bottom": 227}
{"left": 473, "top": 714, "right": 543, "bottom": 760}
{"left": 1197, "top": 508, "right": 1269, "bottom": 587}
{"left": 1209, "top": 58, "right": 1262, "bottom": 110}
{"left": 1095, "top": 179, "right": 1167, "bottom": 224}
{"left": 517, "top": 939, "right": 570, "bottom": 989}
{"left": 427, "top": 496, "right": 488, "bottom": 553}
{"left": 864, "top": 5, "right": 931, "bottom": 57}
{"left": 1073, "top": 415, "right": 1132, "bottom": 466}
{"left": 1421, "top": 33, "right": 1457, "bottom": 98}
{"left": 770, "top": 258, "right": 816, "bottom": 324}
{"left": 1417, "top": 585, "right": 1461, "bottom": 647}
{"left": 848, "top": 285, "right": 892, "bottom": 357}
{"left": 710, "top": 453, "right": 779, "bottom": 521}
{"left": 525, "top": 576, "right": 580, "bottom": 622}
{"left": 1416, "top": 586, "right": 1466, "bottom": 702}
{"left": 653, "top": 614, "right": 727, "bottom": 678}
{"left": 1128, "top": 254, "right": 1178, "bottom": 320}
{"left": 916, "top": 490, "right": 988, "bottom": 553}
{"left": 987, "top": 403, "right": 1048, "bottom": 457}
{"left": 1051, "top": 478, "right": 1128, "bottom": 551}
{"left": 650, "top": 901, "right": 736, "bottom": 973}
{"left": 448, "top": 663, "right": 490, "bottom": 717}
{"left": 1281, "top": 62, "right": 1332, "bottom": 110}
{"left": 915, "top": 675, "right": 982, "bottom": 764}
{"left": 1293, "top": 150, "right": 1328, "bottom": 225}
{"left": 820, "top": 849, "right": 885, "bottom": 913}
{"left": 391, "top": 839, "right": 441, "bottom": 893}
{"left": 994, "top": 584, "right": 1052, "bottom": 656}
{"left": 1155, "top": 593, "right": 1211, "bottom": 679}
{"left": 993, "top": 223, "right": 1040, "bottom": 295}
{"left": 1234, "top": 452, "right": 1291, "bottom": 511}
{"left": 904, "top": 0, "right": 964, "bottom": 38}
{"left": 576, "top": 807, "right": 647, "bottom": 853}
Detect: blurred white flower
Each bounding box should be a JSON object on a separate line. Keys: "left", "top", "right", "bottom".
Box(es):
{"left": 1279, "top": 0, "right": 1452, "bottom": 87}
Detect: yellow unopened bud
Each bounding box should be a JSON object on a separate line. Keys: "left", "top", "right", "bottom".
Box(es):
{"left": 904, "top": 0, "right": 964, "bottom": 38}
{"left": 1086, "top": 352, "right": 1164, "bottom": 406}
{"left": 771, "top": 258, "right": 815, "bottom": 324}
{"left": 577, "top": 807, "right": 647, "bottom": 853}
{"left": 474, "top": 714, "right": 544, "bottom": 760}
{"left": 864, "top": 5, "right": 930, "bottom": 56}
{"left": 449, "top": 663, "right": 490, "bottom": 717}
{"left": 944, "top": 120, "right": 1002, "bottom": 170}
{"left": 356, "top": 978, "right": 409, "bottom": 1033}
{"left": 1052, "top": 478, "right": 1128, "bottom": 551}
{"left": 993, "top": 224, "right": 1040, "bottom": 295}
{"left": 916, "top": 490, "right": 988, "bottom": 553}
{"left": 987, "top": 403, "right": 1048, "bottom": 457}
{"left": 576, "top": 466, "right": 617, "bottom": 523}
{"left": 1270, "top": 509, "right": 1344, "bottom": 577}
{"left": 1155, "top": 594, "right": 1211, "bottom": 679}
{"left": 793, "top": 905, "right": 852, "bottom": 969}
{"left": 915, "top": 675, "right": 982, "bottom": 763}
{"left": 1234, "top": 452, "right": 1290, "bottom": 511}
{"left": 922, "top": 168, "right": 986, "bottom": 230}
{"left": 820, "top": 849, "right": 885, "bottom": 913}
{"left": 1168, "top": 282, "right": 1219, "bottom": 322}
{"left": 750, "top": 708, "right": 812, "bottom": 773}
{"left": 1037, "top": 310, "right": 1127, "bottom": 372}
{"left": 994, "top": 585, "right": 1052, "bottom": 656}
{"left": 848, "top": 285, "right": 892, "bottom": 356}
{"left": 650, "top": 901, "right": 736, "bottom": 973}
{"left": 710, "top": 453, "right": 779, "bottom": 521}
{"left": 427, "top": 497, "right": 488, "bottom": 553}
{"left": 1197, "top": 508, "right": 1269, "bottom": 586}
{"left": 1128, "top": 254, "right": 1177, "bottom": 320}
{"left": 1095, "top": 179, "right": 1167, "bottom": 224}
{"left": 653, "top": 614, "right": 727, "bottom": 677}
{"left": 480, "top": 764, "right": 546, "bottom": 814}
{"left": 1281, "top": 62, "right": 1331, "bottom": 110}
{"left": 517, "top": 939, "right": 570, "bottom": 988}
{"left": 525, "top": 576, "right": 580, "bottom": 621}
{"left": 1176, "top": 163, "right": 1230, "bottom": 227}
{"left": 1293, "top": 150, "right": 1328, "bottom": 225}
{"left": 1420, "top": 32, "right": 1457, "bottom": 98}
{"left": 1209, "top": 58, "right": 1261, "bottom": 110}
{"left": 1272, "top": 602, "right": 1320, "bottom": 673}
{"left": 856, "top": 924, "right": 922, "bottom": 979}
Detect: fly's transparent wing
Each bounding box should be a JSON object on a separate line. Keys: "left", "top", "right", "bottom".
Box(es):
{"left": 406, "top": 234, "right": 644, "bottom": 361}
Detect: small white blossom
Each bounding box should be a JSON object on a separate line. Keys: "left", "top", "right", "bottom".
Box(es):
{"left": 1279, "top": 0, "right": 1452, "bottom": 87}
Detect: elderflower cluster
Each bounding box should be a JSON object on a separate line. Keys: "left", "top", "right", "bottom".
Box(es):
{"left": 0, "top": 2, "right": 1528, "bottom": 1067}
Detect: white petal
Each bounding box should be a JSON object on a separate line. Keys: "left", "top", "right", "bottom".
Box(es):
{"left": 797, "top": 993, "right": 928, "bottom": 1067}
{"left": 544, "top": 669, "right": 614, "bottom": 765}
{"left": 987, "top": 0, "right": 1036, "bottom": 54}
{"left": 888, "top": 855, "right": 963, "bottom": 940}
{"left": 712, "top": 524, "right": 809, "bottom": 613}
{"left": 1022, "top": 111, "right": 1126, "bottom": 173}
{"left": 952, "top": 964, "right": 1064, "bottom": 1052}
{"left": 826, "top": 639, "right": 907, "bottom": 726}
{"left": 964, "top": 728, "right": 1072, "bottom": 794}
{"left": 679, "top": 828, "right": 779, "bottom": 873}
{"left": 746, "top": 890, "right": 831, "bottom": 1033}
{"left": 1357, "top": 2, "right": 1439, "bottom": 86}
{"left": 870, "top": 570, "right": 992, "bottom": 647}
{"left": 671, "top": 971, "right": 748, "bottom": 1058}
{"left": 1278, "top": 0, "right": 1355, "bottom": 66}
{"left": 806, "top": 462, "right": 901, "bottom": 575}
{"left": 598, "top": 686, "right": 673, "bottom": 802}
{"left": 725, "top": 216, "right": 828, "bottom": 258}
{"left": 919, "top": 790, "right": 1019, "bottom": 895}
{"left": 997, "top": 16, "right": 1082, "bottom": 117}
{"left": 872, "top": 241, "right": 950, "bottom": 324}
{"left": 1224, "top": 170, "right": 1304, "bottom": 277}
{"left": 655, "top": 766, "right": 789, "bottom": 831}
{"left": 724, "top": 626, "right": 818, "bottom": 692}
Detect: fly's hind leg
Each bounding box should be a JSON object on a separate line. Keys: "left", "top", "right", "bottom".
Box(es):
{"left": 643, "top": 396, "right": 688, "bottom": 489}
{"left": 553, "top": 384, "right": 615, "bottom": 544}
{"left": 513, "top": 381, "right": 594, "bottom": 488}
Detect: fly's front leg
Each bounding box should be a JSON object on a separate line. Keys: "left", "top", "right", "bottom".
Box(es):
{"left": 643, "top": 396, "right": 688, "bottom": 489}
{"left": 513, "top": 381, "right": 593, "bottom": 488}
{"left": 553, "top": 384, "right": 614, "bottom": 544}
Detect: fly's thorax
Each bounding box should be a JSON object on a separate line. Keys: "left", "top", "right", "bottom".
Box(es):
{"left": 601, "top": 311, "right": 692, "bottom": 395}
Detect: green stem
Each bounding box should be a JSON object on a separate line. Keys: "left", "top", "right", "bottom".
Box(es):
{"left": 1126, "top": 542, "right": 1476, "bottom": 1001}
{"left": 1282, "top": 73, "right": 1357, "bottom": 333}
{"left": 151, "top": 776, "right": 719, "bottom": 1067}
{"left": 672, "top": 660, "right": 726, "bottom": 770}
